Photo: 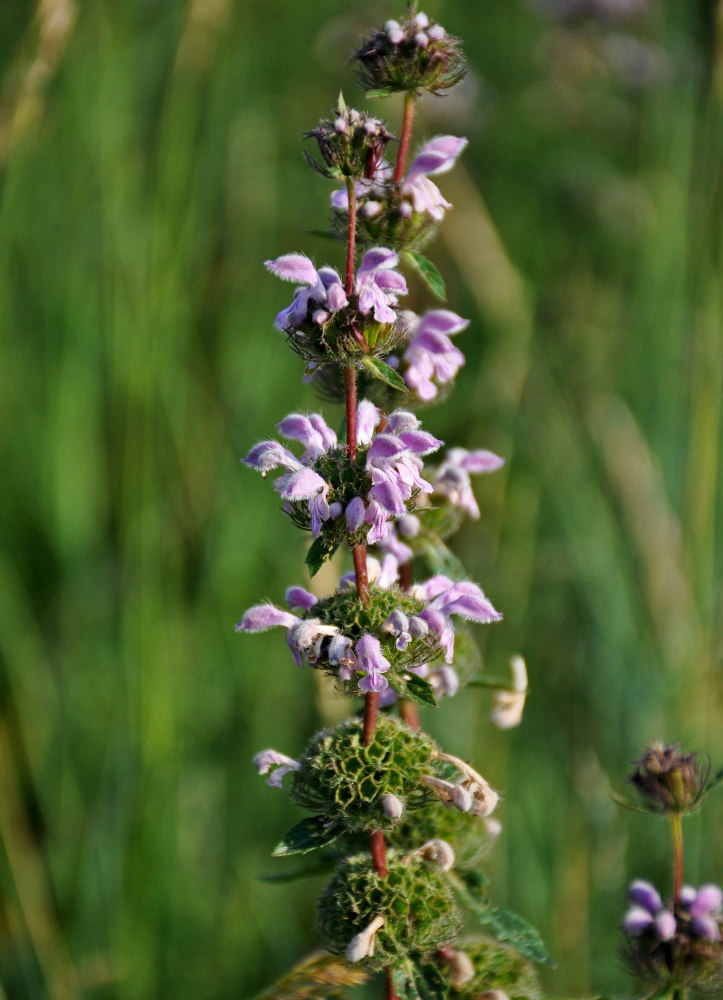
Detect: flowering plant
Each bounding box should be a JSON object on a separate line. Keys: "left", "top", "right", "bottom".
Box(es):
{"left": 237, "top": 6, "right": 551, "bottom": 999}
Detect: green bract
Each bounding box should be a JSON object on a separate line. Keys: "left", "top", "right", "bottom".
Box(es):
{"left": 390, "top": 799, "right": 496, "bottom": 870}
{"left": 290, "top": 716, "right": 436, "bottom": 833}
{"left": 450, "top": 935, "right": 543, "bottom": 999}
{"left": 317, "top": 851, "right": 462, "bottom": 970}
{"left": 308, "top": 583, "right": 443, "bottom": 691}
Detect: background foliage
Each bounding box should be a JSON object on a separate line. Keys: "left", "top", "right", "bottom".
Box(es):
{"left": 0, "top": 0, "right": 721, "bottom": 997}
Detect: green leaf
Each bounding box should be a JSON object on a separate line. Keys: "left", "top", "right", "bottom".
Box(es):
{"left": 365, "top": 88, "right": 392, "bottom": 99}
{"left": 413, "top": 962, "right": 448, "bottom": 1000}
{"left": 467, "top": 674, "right": 515, "bottom": 690}
{"left": 272, "top": 816, "right": 343, "bottom": 857}
{"left": 402, "top": 251, "right": 447, "bottom": 300}
{"left": 360, "top": 355, "right": 406, "bottom": 391}
{"left": 259, "top": 860, "right": 335, "bottom": 883}
{"left": 306, "top": 536, "right": 338, "bottom": 578}
{"left": 251, "top": 950, "right": 369, "bottom": 1000}
{"left": 449, "top": 872, "right": 555, "bottom": 967}
{"left": 301, "top": 227, "right": 339, "bottom": 240}
{"left": 610, "top": 791, "right": 657, "bottom": 814}
{"left": 415, "top": 532, "right": 468, "bottom": 580}
{"left": 387, "top": 671, "right": 439, "bottom": 708}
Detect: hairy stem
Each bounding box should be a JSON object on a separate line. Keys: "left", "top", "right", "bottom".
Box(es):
{"left": 393, "top": 93, "right": 416, "bottom": 183}
{"left": 385, "top": 969, "right": 399, "bottom": 1000}
{"left": 671, "top": 812, "right": 684, "bottom": 908}
{"left": 370, "top": 827, "right": 388, "bottom": 877}
{"left": 344, "top": 367, "right": 358, "bottom": 462}
{"left": 345, "top": 177, "right": 357, "bottom": 297}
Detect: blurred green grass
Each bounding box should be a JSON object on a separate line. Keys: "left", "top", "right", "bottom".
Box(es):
{"left": 0, "top": 1, "right": 721, "bottom": 998}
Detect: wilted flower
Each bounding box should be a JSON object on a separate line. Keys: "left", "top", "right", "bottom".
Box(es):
{"left": 490, "top": 655, "right": 528, "bottom": 730}
{"left": 346, "top": 914, "right": 385, "bottom": 963}
{"left": 253, "top": 749, "right": 301, "bottom": 788}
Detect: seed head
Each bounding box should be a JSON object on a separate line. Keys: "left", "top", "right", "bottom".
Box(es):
{"left": 629, "top": 741, "right": 710, "bottom": 814}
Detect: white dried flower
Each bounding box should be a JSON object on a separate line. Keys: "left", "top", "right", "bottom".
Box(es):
{"left": 346, "top": 914, "right": 385, "bottom": 962}
{"left": 491, "top": 654, "right": 528, "bottom": 729}
{"left": 416, "top": 838, "right": 456, "bottom": 871}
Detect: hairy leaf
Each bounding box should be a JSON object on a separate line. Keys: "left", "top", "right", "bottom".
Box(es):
{"left": 272, "top": 816, "right": 343, "bottom": 857}
{"left": 360, "top": 355, "right": 407, "bottom": 391}
{"left": 450, "top": 871, "right": 555, "bottom": 967}
{"left": 402, "top": 251, "right": 447, "bottom": 300}
{"left": 387, "top": 671, "right": 439, "bottom": 708}
{"left": 306, "top": 536, "right": 338, "bottom": 577}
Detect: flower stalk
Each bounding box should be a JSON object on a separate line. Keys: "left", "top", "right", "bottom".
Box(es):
{"left": 393, "top": 93, "right": 416, "bottom": 183}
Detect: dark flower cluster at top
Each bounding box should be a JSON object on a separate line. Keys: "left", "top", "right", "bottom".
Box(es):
{"left": 354, "top": 9, "right": 466, "bottom": 96}
{"left": 304, "top": 98, "right": 395, "bottom": 181}
{"left": 629, "top": 741, "right": 711, "bottom": 814}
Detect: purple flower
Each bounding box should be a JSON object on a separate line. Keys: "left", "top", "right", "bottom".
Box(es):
{"left": 354, "top": 248, "right": 407, "bottom": 323}
{"left": 237, "top": 596, "right": 340, "bottom": 670}
{"left": 265, "top": 254, "right": 348, "bottom": 331}
{"left": 403, "top": 309, "right": 468, "bottom": 401}
{"left": 412, "top": 575, "right": 502, "bottom": 662}
{"left": 402, "top": 136, "right": 468, "bottom": 220}
{"left": 253, "top": 749, "right": 301, "bottom": 788}
{"left": 432, "top": 446, "right": 505, "bottom": 519}
{"left": 285, "top": 586, "right": 318, "bottom": 612}
{"left": 622, "top": 906, "right": 654, "bottom": 937}
{"left": 655, "top": 910, "right": 676, "bottom": 941}
{"left": 329, "top": 135, "right": 467, "bottom": 225}
{"left": 628, "top": 880, "right": 663, "bottom": 914}
{"left": 355, "top": 634, "right": 391, "bottom": 693}
{"left": 689, "top": 884, "right": 723, "bottom": 919}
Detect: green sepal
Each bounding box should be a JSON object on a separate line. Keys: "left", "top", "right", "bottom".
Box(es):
{"left": 251, "top": 950, "right": 369, "bottom": 1000}
{"left": 402, "top": 250, "right": 447, "bottom": 301}
{"left": 610, "top": 791, "right": 658, "bottom": 814}
{"left": 272, "top": 816, "right": 343, "bottom": 857}
{"left": 306, "top": 535, "right": 339, "bottom": 577}
{"left": 387, "top": 671, "right": 439, "bottom": 708}
{"left": 415, "top": 532, "right": 467, "bottom": 580}
{"left": 365, "top": 88, "right": 392, "bottom": 99}
{"left": 449, "top": 870, "right": 555, "bottom": 967}
{"left": 360, "top": 355, "right": 407, "bottom": 391}
{"left": 704, "top": 766, "right": 723, "bottom": 795}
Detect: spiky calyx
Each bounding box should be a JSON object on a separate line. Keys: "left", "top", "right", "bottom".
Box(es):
{"left": 290, "top": 716, "right": 436, "bottom": 832}
{"left": 317, "top": 850, "right": 462, "bottom": 970}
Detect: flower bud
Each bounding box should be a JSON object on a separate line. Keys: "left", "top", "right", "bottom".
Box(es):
{"left": 381, "top": 793, "right": 405, "bottom": 821}
{"left": 353, "top": 11, "right": 466, "bottom": 96}
{"left": 629, "top": 741, "right": 709, "bottom": 814}
{"left": 305, "top": 101, "right": 394, "bottom": 181}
